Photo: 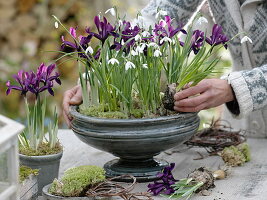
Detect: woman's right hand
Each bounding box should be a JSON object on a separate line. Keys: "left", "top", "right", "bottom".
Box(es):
{"left": 62, "top": 85, "right": 83, "bottom": 128}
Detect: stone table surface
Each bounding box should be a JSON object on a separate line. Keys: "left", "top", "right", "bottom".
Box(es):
{"left": 53, "top": 129, "right": 267, "bottom": 200}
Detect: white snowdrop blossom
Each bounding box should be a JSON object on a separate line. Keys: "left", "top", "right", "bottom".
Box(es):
{"left": 132, "top": 16, "right": 145, "bottom": 28}
{"left": 85, "top": 46, "right": 94, "bottom": 54}
{"left": 142, "top": 64, "right": 148, "bottom": 68}
{"left": 147, "top": 42, "right": 158, "bottom": 48}
{"left": 155, "top": 10, "right": 168, "bottom": 19}
{"left": 131, "top": 50, "right": 138, "bottom": 56}
{"left": 135, "top": 34, "right": 142, "bottom": 41}
{"left": 160, "top": 37, "right": 172, "bottom": 44}
{"left": 142, "top": 31, "right": 151, "bottom": 37}
{"left": 105, "top": 8, "right": 116, "bottom": 16}
{"left": 108, "top": 58, "right": 119, "bottom": 65}
{"left": 135, "top": 44, "right": 146, "bottom": 54}
{"left": 196, "top": 16, "right": 208, "bottom": 26}
{"left": 54, "top": 21, "right": 59, "bottom": 29}
{"left": 125, "top": 61, "right": 136, "bottom": 70}
{"left": 118, "top": 20, "right": 123, "bottom": 26}
{"left": 154, "top": 50, "right": 162, "bottom": 57}
{"left": 241, "top": 36, "right": 252, "bottom": 44}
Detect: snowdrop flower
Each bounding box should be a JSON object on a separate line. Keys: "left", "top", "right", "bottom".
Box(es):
{"left": 135, "top": 34, "right": 142, "bottom": 41}
{"left": 118, "top": 19, "right": 123, "bottom": 26}
{"left": 85, "top": 46, "right": 94, "bottom": 54}
{"left": 125, "top": 61, "right": 136, "bottom": 70}
{"left": 54, "top": 21, "right": 59, "bottom": 29}
{"left": 154, "top": 50, "right": 162, "bottom": 57}
{"left": 108, "top": 58, "right": 119, "bottom": 65}
{"left": 131, "top": 50, "right": 138, "bottom": 56}
{"left": 196, "top": 16, "right": 208, "bottom": 26}
{"left": 155, "top": 10, "right": 168, "bottom": 19}
{"left": 241, "top": 36, "right": 252, "bottom": 44}
{"left": 132, "top": 16, "right": 145, "bottom": 28}
{"left": 142, "top": 64, "right": 148, "bottom": 68}
{"left": 105, "top": 8, "right": 116, "bottom": 16}
{"left": 142, "top": 31, "right": 151, "bottom": 37}
{"left": 160, "top": 37, "right": 172, "bottom": 44}
{"left": 135, "top": 44, "right": 146, "bottom": 54}
{"left": 147, "top": 42, "right": 158, "bottom": 48}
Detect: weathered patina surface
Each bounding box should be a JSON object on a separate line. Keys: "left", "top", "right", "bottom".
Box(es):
{"left": 40, "top": 130, "right": 267, "bottom": 200}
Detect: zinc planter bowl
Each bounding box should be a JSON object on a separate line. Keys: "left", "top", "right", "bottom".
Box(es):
{"left": 19, "top": 151, "right": 63, "bottom": 195}
{"left": 70, "top": 106, "right": 199, "bottom": 182}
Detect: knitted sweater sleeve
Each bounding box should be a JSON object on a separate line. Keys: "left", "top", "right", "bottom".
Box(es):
{"left": 226, "top": 64, "right": 267, "bottom": 117}
{"left": 141, "top": 0, "right": 203, "bottom": 25}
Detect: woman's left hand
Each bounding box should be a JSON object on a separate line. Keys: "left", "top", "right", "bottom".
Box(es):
{"left": 173, "top": 79, "right": 235, "bottom": 112}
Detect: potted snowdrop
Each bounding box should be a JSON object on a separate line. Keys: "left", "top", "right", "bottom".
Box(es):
{"left": 6, "top": 63, "right": 62, "bottom": 195}
{"left": 53, "top": 8, "right": 230, "bottom": 181}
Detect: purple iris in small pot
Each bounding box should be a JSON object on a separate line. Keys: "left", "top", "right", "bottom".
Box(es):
{"left": 148, "top": 163, "right": 177, "bottom": 195}
{"left": 206, "top": 24, "right": 229, "bottom": 49}
{"left": 6, "top": 63, "right": 61, "bottom": 97}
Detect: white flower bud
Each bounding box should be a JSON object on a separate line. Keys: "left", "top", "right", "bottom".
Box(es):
{"left": 154, "top": 50, "right": 162, "bottom": 57}
{"left": 108, "top": 58, "right": 119, "bottom": 65}
{"left": 54, "top": 21, "right": 59, "bottom": 29}
{"left": 196, "top": 16, "right": 208, "bottom": 26}
{"left": 85, "top": 46, "right": 94, "bottom": 54}
{"left": 125, "top": 61, "right": 136, "bottom": 70}
{"left": 241, "top": 36, "right": 252, "bottom": 44}
{"left": 105, "top": 8, "right": 116, "bottom": 16}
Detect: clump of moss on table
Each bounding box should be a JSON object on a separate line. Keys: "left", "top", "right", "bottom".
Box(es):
{"left": 49, "top": 165, "right": 106, "bottom": 197}
{"left": 19, "top": 165, "right": 39, "bottom": 183}
{"left": 221, "top": 143, "right": 251, "bottom": 166}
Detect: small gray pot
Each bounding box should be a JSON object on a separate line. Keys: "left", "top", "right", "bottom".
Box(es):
{"left": 42, "top": 184, "right": 110, "bottom": 200}
{"left": 19, "top": 151, "right": 63, "bottom": 195}
{"left": 70, "top": 106, "right": 200, "bottom": 182}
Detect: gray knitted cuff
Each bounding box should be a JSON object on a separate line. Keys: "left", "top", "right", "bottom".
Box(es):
{"left": 227, "top": 72, "right": 253, "bottom": 117}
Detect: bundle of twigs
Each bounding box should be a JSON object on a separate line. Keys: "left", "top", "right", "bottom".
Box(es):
{"left": 185, "top": 119, "right": 246, "bottom": 154}
{"left": 86, "top": 175, "right": 153, "bottom": 200}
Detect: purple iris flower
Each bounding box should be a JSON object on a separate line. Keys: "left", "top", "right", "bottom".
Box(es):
{"left": 206, "top": 24, "right": 229, "bottom": 49}
{"left": 190, "top": 30, "right": 205, "bottom": 54}
{"left": 89, "top": 16, "right": 115, "bottom": 44}
{"left": 70, "top": 27, "right": 77, "bottom": 38}
{"left": 61, "top": 27, "right": 93, "bottom": 58}
{"left": 6, "top": 63, "right": 61, "bottom": 97}
{"left": 121, "top": 21, "right": 141, "bottom": 46}
{"left": 154, "top": 16, "right": 186, "bottom": 45}
{"left": 110, "top": 20, "right": 141, "bottom": 53}
{"left": 148, "top": 163, "right": 177, "bottom": 196}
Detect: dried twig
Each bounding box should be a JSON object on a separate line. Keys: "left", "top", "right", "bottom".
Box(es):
{"left": 86, "top": 175, "right": 153, "bottom": 200}
{"left": 185, "top": 119, "right": 246, "bottom": 154}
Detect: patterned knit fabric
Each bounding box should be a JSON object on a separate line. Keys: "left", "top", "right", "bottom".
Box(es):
{"left": 142, "top": 0, "right": 267, "bottom": 137}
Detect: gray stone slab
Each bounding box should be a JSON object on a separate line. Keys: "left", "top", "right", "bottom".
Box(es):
{"left": 56, "top": 129, "right": 267, "bottom": 200}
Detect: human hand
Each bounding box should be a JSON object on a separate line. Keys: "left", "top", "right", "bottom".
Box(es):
{"left": 62, "top": 85, "right": 82, "bottom": 128}
{"left": 173, "top": 79, "right": 234, "bottom": 112}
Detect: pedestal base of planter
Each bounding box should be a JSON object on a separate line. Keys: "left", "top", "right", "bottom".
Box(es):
{"left": 104, "top": 158, "right": 168, "bottom": 182}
